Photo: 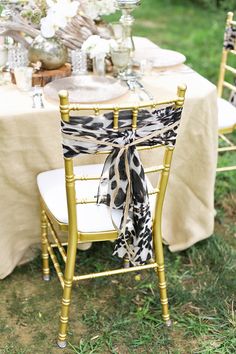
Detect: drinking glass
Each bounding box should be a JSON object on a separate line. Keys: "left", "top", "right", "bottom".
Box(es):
{"left": 71, "top": 49, "right": 87, "bottom": 75}
{"left": 8, "top": 46, "right": 28, "bottom": 70}
{"left": 93, "top": 53, "right": 106, "bottom": 76}
{"left": 14, "top": 67, "right": 33, "bottom": 91}
{"left": 111, "top": 47, "right": 130, "bottom": 79}
{"left": 139, "top": 58, "right": 154, "bottom": 76}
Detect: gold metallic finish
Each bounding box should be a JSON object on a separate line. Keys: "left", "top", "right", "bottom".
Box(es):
{"left": 216, "top": 11, "right": 236, "bottom": 173}
{"left": 217, "top": 165, "right": 236, "bottom": 172}
{"left": 157, "top": 265, "right": 165, "bottom": 271}
{"left": 62, "top": 299, "right": 71, "bottom": 305}
{"left": 74, "top": 165, "right": 164, "bottom": 181}
{"left": 73, "top": 263, "right": 158, "bottom": 281}
{"left": 159, "top": 282, "right": 167, "bottom": 289}
{"left": 152, "top": 146, "right": 174, "bottom": 323}
{"left": 58, "top": 333, "right": 67, "bottom": 341}
{"left": 176, "top": 84, "right": 187, "bottom": 108}
{"left": 224, "top": 64, "right": 236, "bottom": 75}
{"left": 132, "top": 107, "right": 138, "bottom": 129}
{"left": 39, "top": 87, "right": 187, "bottom": 347}
{"left": 46, "top": 217, "right": 67, "bottom": 262}
{"left": 66, "top": 99, "right": 179, "bottom": 114}
{"left": 218, "top": 146, "right": 236, "bottom": 152}
{"left": 59, "top": 316, "right": 69, "bottom": 324}
{"left": 113, "top": 108, "right": 119, "bottom": 130}
{"left": 218, "top": 51, "right": 227, "bottom": 97}
{"left": 63, "top": 279, "right": 73, "bottom": 287}
{"left": 41, "top": 208, "right": 50, "bottom": 278}
{"left": 160, "top": 299, "right": 169, "bottom": 305}
{"left": 223, "top": 81, "right": 236, "bottom": 92}
{"left": 219, "top": 133, "right": 235, "bottom": 145}
{"left": 76, "top": 198, "right": 97, "bottom": 204}
{"left": 94, "top": 106, "right": 100, "bottom": 116}
{"left": 123, "top": 256, "right": 130, "bottom": 268}
{"left": 75, "top": 175, "right": 101, "bottom": 181}
{"left": 47, "top": 244, "right": 64, "bottom": 288}
{"left": 148, "top": 188, "right": 160, "bottom": 195}
{"left": 145, "top": 165, "right": 164, "bottom": 174}
{"left": 59, "top": 90, "right": 70, "bottom": 122}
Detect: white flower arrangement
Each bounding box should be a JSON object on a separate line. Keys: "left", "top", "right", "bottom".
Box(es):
{"left": 81, "top": 0, "right": 118, "bottom": 21}
{"left": 40, "top": 0, "right": 80, "bottom": 38}
{"left": 82, "top": 35, "right": 111, "bottom": 58}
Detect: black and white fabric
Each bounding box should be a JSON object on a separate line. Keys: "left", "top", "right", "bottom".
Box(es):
{"left": 229, "top": 78, "right": 236, "bottom": 107}
{"left": 224, "top": 24, "right": 236, "bottom": 50}
{"left": 61, "top": 105, "right": 183, "bottom": 265}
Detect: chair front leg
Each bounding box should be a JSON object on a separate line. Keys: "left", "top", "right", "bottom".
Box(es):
{"left": 153, "top": 229, "right": 171, "bottom": 326}
{"left": 41, "top": 208, "right": 50, "bottom": 281}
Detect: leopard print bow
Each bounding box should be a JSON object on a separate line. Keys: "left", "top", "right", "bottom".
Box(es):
{"left": 224, "top": 24, "right": 236, "bottom": 50}
{"left": 61, "top": 106, "right": 183, "bottom": 265}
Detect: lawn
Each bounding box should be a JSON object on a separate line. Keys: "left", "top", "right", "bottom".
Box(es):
{"left": 0, "top": 1, "right": 236, "bottom": 353}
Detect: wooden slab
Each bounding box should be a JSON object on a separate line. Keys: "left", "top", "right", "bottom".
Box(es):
{"left": 11, "top": 63, "right": 71, "bottom": 87}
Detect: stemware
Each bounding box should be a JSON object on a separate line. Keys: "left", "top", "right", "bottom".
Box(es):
{"left": 110, "top": 22, "right": 124, "bottom": 44}
{"left": 111, "top": 46, "right": 130, "bottom": 79}
{"left": 116, "top": 0, "right": 141, "bottom": 78}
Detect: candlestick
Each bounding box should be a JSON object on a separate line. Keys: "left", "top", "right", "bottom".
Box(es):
{"left": 117, "top": 0, "right": 141, "bottom": 79}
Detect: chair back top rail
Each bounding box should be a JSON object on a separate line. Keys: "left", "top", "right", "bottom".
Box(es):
{"left": 59, "top": 84, "right": 186, "bottom": 130}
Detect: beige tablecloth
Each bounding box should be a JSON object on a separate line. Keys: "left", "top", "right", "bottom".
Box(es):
{"left": 0, "top": 39, "right": 218, "bottom": 279}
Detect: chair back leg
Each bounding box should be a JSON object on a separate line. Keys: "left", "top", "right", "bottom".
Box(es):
{"left": 153, "top": 229, "right": 171, "bottom": 326}
{"left": 41, "top": 208, "right": 50, "bottom": 281}
{"left": 57, "top": 229, "right": 78, "bottom": 348}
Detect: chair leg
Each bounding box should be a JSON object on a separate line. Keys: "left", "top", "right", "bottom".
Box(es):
{"left": 41, "top": 209, "right": 50, "bottom": 281}
{"left": 153, "top": 233, "right": 171, "bottom": 326}
{"left": 123, "top": 255, "right": 130, "bottom": 268}
{"left": 57, "top": 231, "right": 78, "bottom": 348}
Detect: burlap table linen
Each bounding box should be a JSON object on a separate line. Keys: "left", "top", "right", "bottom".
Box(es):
{"left": 0, "top": 39, "right": 218, "bottom": 279}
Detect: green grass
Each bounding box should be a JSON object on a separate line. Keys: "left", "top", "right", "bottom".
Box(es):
{"left": 1, "top": 1, "right": 236, "bottom": 353}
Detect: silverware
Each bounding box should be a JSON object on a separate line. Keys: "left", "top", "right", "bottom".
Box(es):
{"left": 32, "top": 87, "right": 44, "bottom": 109}
{"left": 127, "top": 79, "right": 144, "bottom": 101}
{"left": 135, "top": 80, "right": 154, "bottom": 100}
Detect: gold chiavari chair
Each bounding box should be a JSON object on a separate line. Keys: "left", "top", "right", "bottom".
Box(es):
{"left": 37, "top": 84, "right": 186, "bottom": 348}
{"left": 217, "top": 11, "right": 236, "bottom": 172}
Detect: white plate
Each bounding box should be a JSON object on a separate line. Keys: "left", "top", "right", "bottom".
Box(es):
{"left": 44, "top": 75, "right": 128, "bottom": 103}
{"left": 134, "top": 48, "right": 186, "bottom": 68}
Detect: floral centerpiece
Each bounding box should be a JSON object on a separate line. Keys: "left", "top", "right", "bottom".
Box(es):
{"left": 81, "top": 0, "right": 117, "bottom": 21}
{"left": 0, "top": 0, "right": 118, "bottom": 49}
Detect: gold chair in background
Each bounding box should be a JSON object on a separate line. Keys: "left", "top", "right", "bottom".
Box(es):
{"left": 37, "top": 84, "right": 186, "bottom": 348}
{"left": 217, "top": 11, "right": 236, "bottom": 172}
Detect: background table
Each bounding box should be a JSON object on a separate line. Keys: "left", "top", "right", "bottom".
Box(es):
{"left": 0, "top": 39, "right": 218, "bottom": 279}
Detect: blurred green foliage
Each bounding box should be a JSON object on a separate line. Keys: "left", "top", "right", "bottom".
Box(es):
{"left": 171, "top": 0, "right": 235, "bottom": 10}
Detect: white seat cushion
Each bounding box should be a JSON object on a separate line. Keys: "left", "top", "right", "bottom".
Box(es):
{"left": 37, "top": 164, "right": 156, "bottom": 233}
{"left": 218, "top": 97, "right": 236, "bottom": 130}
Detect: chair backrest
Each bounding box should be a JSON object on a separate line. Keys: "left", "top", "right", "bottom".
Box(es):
{"left": 59, "top": 85, "right": 186, "bottom": 264}
{"left": 218, "top": 11, "right": 236, "bottom": 99}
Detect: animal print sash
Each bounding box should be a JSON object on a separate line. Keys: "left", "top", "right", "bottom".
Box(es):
{"left": 229, "top": 78, "right": 236, "bottom": 107}
{"left": 61, "top": 105, "right": 183, "bottom": 265}
{"left": 224, "top": 24, "right": 236, "bottom": 50}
